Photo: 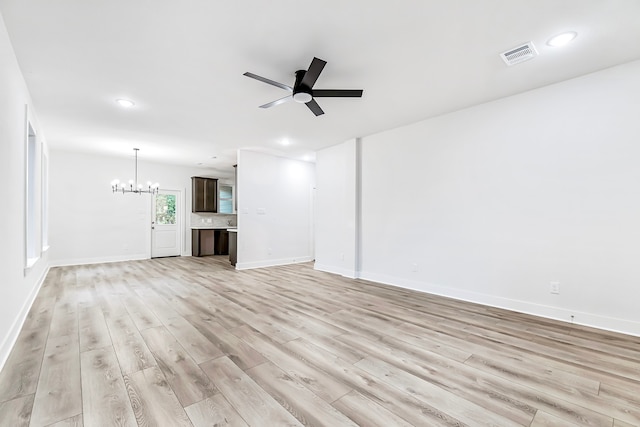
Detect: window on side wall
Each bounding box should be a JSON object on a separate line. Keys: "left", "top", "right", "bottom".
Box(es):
{"left": 25, "top": 118, "right": 39, "bottom": 269}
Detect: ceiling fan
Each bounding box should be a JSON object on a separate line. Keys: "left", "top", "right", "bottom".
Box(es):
{"left": 243, "top": 57, "right": 363, "bottom": 116}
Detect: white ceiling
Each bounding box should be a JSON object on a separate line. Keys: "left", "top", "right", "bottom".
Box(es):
{"left": 2, "top": 1, "right": 640, "bottom": 175}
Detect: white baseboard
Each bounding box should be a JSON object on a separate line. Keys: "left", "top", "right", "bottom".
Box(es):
{"left": 314, "top": 262, "right": 359, "bottom": 279}
{"left": 50, "top": 253, "right": 149, "bottom": 267}
{"left": 359, "top": 271, "right": 640, "bottom": 338}
{"left": 236, "top": 256, "right": 314, "bottom": 271}
{"left": 0, "top": 265, "right": 50, "bottom": 373}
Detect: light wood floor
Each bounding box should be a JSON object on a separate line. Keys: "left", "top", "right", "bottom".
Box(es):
{"left": 1, "top": 256, "right": 639, "bottom": 426}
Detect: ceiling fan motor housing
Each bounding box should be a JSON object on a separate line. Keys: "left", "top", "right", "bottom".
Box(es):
{"left": 293, "top": 70, "right": 313, "bottom": 103}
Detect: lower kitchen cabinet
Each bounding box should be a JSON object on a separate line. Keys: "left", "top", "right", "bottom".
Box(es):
{"left": 192, "top": 229, "right": 215, "bottom": 256}
{"left": 192, "top": 229, "right": 230, "bottom": 257}
{"left": 215, "top": 230, "right": 229, "bottom": 255}
{"left": 228, "top": 231, "right": 237, "bottom": 266}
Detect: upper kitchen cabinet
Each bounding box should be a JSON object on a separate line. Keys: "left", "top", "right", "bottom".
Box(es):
{"left": 192, "top": 177, "right": 218, "bottom": 212}
{"left": 218, "top": 183, "right": 234, "bottom": 214}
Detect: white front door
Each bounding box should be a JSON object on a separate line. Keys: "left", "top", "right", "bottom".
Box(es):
{"left": 151, "top": 189, "right": 181, "bottom": 258}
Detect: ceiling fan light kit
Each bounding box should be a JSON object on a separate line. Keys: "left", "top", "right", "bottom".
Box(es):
{"left": 244, "top": 57, "right": 363, "bottom": 116}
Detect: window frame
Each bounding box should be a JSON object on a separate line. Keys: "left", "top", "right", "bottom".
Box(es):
{"left": 24, "top": 106, "right": 40, "bottom": 271}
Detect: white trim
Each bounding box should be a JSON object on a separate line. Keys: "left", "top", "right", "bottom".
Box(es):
{"left": 236, "top": 256, "right": 314, "bottom": 271}
{"left": 0, "top": 265, "right": 50, "bottom": 373}
{"left": 50, "top": 253, "right": 149, "bottom": 267}
{"left": 24, "top": 105, "right": 40, "bottom": 268}
{"left": 23, "top": 256, "right": 40, "bottom": 275}
{"left": 358, "top": 270, "right": 640, "bottom": 338}
{"left": 314, "top": 262, "right": 359, "bottom": 279}
{"left": 41, "top": 143, "right": 49, "bottom": 252}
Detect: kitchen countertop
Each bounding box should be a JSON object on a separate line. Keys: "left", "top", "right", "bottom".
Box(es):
{"left": 191, "top": 226, "right": 237, "bottom": 230}
{"left": 227, "top": 228, "right": 237, "bottom": 233}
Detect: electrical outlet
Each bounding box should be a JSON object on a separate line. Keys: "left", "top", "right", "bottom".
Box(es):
{"left": 411, "top": 263, "right": 418, "bottom": 272}
{"left": 550, "top": 281, "right": 560, "bottom": 294}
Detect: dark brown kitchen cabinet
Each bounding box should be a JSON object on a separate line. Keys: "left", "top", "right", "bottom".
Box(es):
{"left": 192, "top": 177, "right": 217, "bottom": 212}
{"left": 192, "top": 229, "right": 215, "bottom": 256}
{"left": 228, "top": 231, "right": 237, "bottom": 266}
{"left": 191, "top": 228, "right": 229, "bottom": 257}
{"left": 215, "top": 230, "right": 229, "bottom": 255}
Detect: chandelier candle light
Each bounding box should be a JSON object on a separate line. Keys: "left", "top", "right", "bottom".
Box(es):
{"left": 111, "top": 148, "right": 159, "bottom": 194}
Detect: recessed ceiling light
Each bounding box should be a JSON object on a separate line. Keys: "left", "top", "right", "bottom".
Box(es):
{"left": 116, "top": 99, "right": 135, "bottom": 108}
{"left": 547, "top": 31, "right": 577, "bottom": 47}
{"left": 281, "top": 139, "right": 290, "bottom": 146}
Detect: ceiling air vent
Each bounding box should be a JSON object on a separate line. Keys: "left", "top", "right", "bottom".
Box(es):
{"left": 500, "top": 42, "right": 538, "bottom": 66}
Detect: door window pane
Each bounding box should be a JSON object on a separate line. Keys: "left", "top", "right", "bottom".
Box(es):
{"left": 156, "top": 194, "right": 176, "bottom": 224}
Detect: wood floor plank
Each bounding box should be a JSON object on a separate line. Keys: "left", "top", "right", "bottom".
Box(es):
{"left": 199, "top": 356, "right": 302, "bottom": 426}
{"left": 97, "top": 295, "right": 129, "bottom": 320}
{"left": 164, "top": 315, "right": 224, "bottom": 364}
{"left": 355, "top": 356, "right": 522, "bottom": 427}
{"left": 122, "top": 296, "right": 162, "bottom": 331}
{"left": 78, "top": 304, "right": 111, "bottom": 353}
{"left": 0, "top": 323, "right": 50, "bottom": 402}
{"left": 222, "top": 300, "right": 299, "bottom": 344}
{"left": 246, "top": 361, "right": 358, "bottom": 426}
{"left": 140, "top": 326, "right": 217, "bottom": 406}
{"left": 123, "top": 367, "right": 192, "bottom": 427}
{"left": 132, "top": 288, "right": 182, "bottom": 324}
{"left": 186, "top": 315, "right": 266, "bottom": 371}
{"left": 465, "top": 353, "right": 640, "bottom": 425}
{"left": 332, "top": 390, "right": 414, "bottom": 427}
{"left": 184, "top": 394, "right": 248, "bottom": 427}
{"left": 182, "top": 294, "right": 245, "bottom": 330}
{"left": 80, "top": 347, "right": 137, "bottom": 427}
{"left": 21, "top": 294, "right": 55, "bottom": 332}
{"left": 231, "top": 324, "right": 352, "bottom": 403}
{"left": 45, "top": 414, "right": 83, "bottom": 427}
{"left": 390, "top": 319, "right": 637, "bottom": 395}
{"left": 29, "top": 334, "right": 82, "bottom": 427}
{"left": 333, "top": 332, "right": 536, "bottom": 425}
{"left": 283, "top": 336, "right": 465, "bottom": 426}
{"left": 0, "top": 394, "right": 34, "bottom": 427}
{"left": 530, "top": 410, "right": 582, "bottom": 427}
{"left": 614, "top": 419, "right": 637, "bottom": 427}
{"left": 104, "top": 313, "right": 157, "bottom": 374}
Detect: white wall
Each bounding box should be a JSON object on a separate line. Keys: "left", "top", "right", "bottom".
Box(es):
{"left": 49, "top": 149, "right": 232, "bottom": 265}
{"left": 314, "top": 139, "right": 359, "bottom": 277}
{"left": 361, "top": 60, "right": 640, "bottom": 335}
{"left": 236, "top": 150, "right": 315, "bottom": 269}
{"left": 316, "top": 60, "right": 640, "bottom": 336}
{"left": 0, "top": 14, "right": 50, "bottom": 369}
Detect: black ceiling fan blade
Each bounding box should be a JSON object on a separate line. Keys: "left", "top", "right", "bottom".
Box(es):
{"left": 305, "top": 99, "right": 324, "bottom": 116}
{"left": 243, "top": 72, "right": 293, "bottom": 91}
{"left": 312, "top": 89, "right": 363, "bottom": 98}
{"left": 300, "top": 57, "right": 327, "bottom": 89}
{"left": 259, "top": 95, "right": 292, "bottom": 109}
